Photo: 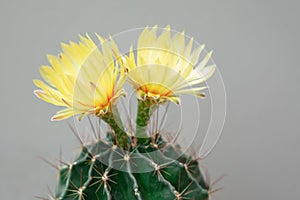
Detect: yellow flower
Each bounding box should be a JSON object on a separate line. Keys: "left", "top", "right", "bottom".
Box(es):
{"left": 33, "top": 34, "right": 125, "bottom": 121}
{"left": 124, "top": 25, "right": 216, "bottom": 104}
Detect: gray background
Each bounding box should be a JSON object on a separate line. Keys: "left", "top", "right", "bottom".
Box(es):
{"left": 0, "top": 0, "right": 299, "bottom": 199}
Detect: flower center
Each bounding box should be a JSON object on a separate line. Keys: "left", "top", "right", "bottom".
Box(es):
{"left": 139, "top": 83, "right": 173, "bottom": 97}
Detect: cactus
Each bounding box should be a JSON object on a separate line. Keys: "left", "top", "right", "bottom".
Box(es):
{"left": 34, "top": 26, "right": 217, "bottom": 200}
{"left": 55, "top": 134, "right": 209, "bottom": 200}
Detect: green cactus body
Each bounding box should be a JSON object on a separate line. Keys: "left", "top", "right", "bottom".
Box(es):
{"left": 56, "top": 135, "right": 209, "bottom": 200}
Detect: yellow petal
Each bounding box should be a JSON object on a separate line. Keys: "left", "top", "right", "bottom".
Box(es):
{"left": 33, "top": 89, "right": 63, "bottom": 106}
{"left": 51, "top": 108, "right": 75, "bottom": 121}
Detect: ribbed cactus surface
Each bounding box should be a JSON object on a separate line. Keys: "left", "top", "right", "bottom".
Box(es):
{"left": 56, "top": 134, "right": 209, "bottom": 200}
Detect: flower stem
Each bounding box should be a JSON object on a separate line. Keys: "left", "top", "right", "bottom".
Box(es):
{"left": 101, "top": 108, "right": 129, "bottom": 149}
{"left": 136, "top": 99, "right": 153, "bottom": 143}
